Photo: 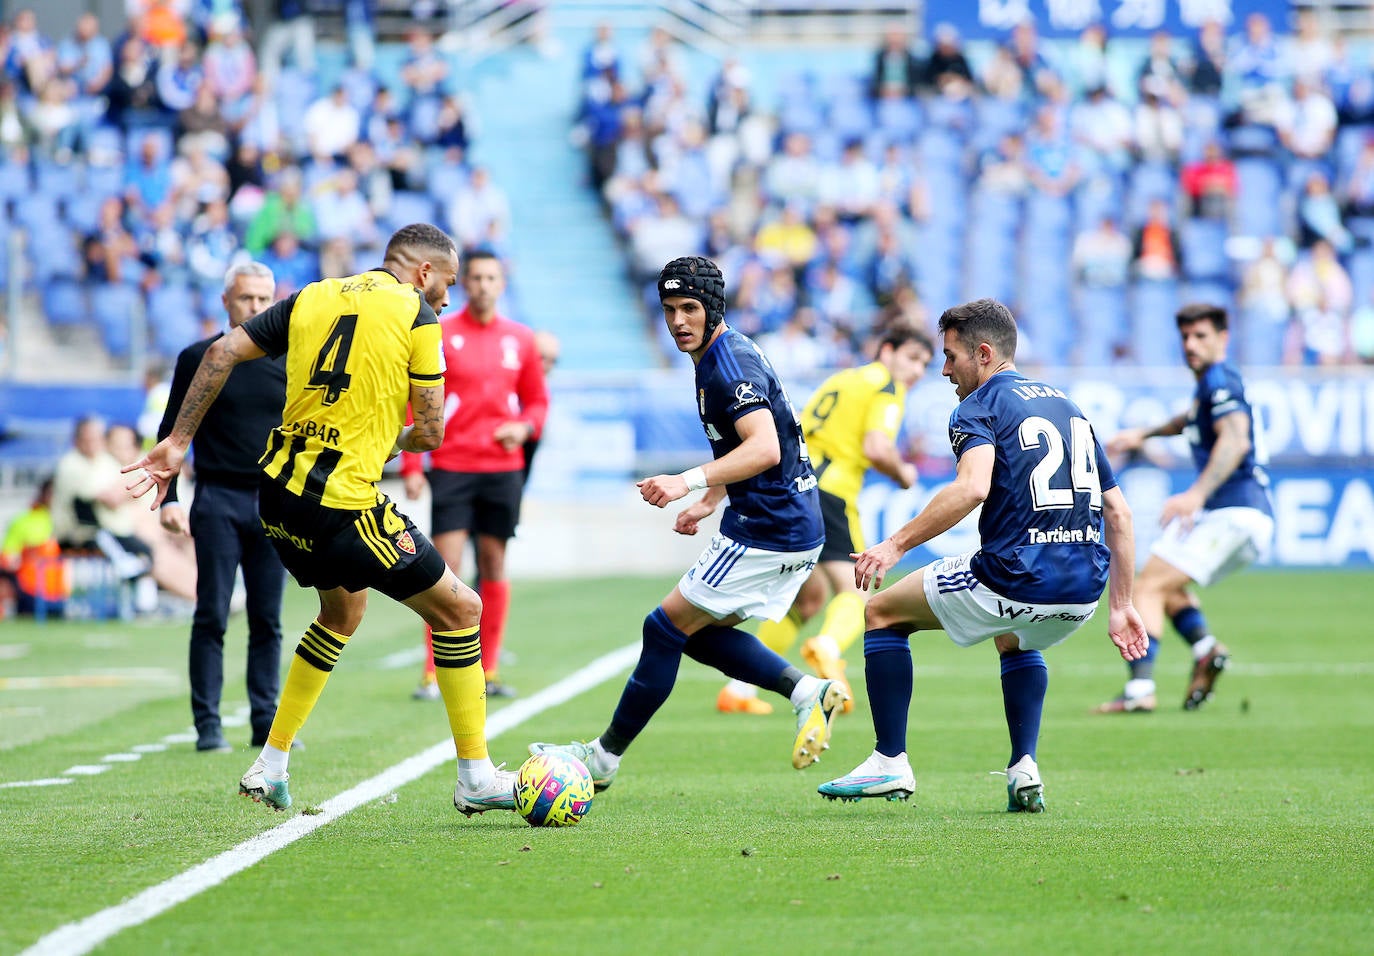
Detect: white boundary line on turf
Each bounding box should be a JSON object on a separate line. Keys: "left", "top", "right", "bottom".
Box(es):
{"left": 21, "top": 642, "right": 640, "bottom": 956}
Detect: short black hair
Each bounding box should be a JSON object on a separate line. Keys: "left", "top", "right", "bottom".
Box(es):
{"left": 877, "top": 323, "right": 934, "bottom": 356}
{"left": 384, "top": 223, "right": 456, "bottom": 263}
{"left": 461, "top": 248, "right": 502, "bottom": 278}
{"left": 937, "top": 298, "right": 1017, "bottom": 360}
{"left": 1175, "top": 302, "right": 1228, "bottom": 332}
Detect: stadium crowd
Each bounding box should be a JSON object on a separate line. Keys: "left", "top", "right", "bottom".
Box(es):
{"left": 0, "top": 0, "right": 507, "bottom": 360}
{"left": 576, "top": 12, "right": 1374, "bottom": 372}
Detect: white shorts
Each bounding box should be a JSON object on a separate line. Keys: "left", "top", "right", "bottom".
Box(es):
{"left": 678, "top": 532, "right": 823, "bottom": 622}
{"left": 1150, "top": 506, "right": 1274, "bottom": 587}
{"left": 921, "top": 551, "right": 1099, "bottom": 652}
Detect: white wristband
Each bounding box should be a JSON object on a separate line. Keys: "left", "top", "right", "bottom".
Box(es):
{"left": 680, "top": 466, "right": 707, "bottom": 492}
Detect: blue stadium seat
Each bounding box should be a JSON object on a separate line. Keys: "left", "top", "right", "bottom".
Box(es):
{"left": 34, "top": 160, "right": 82, "bottom": 199}
{"left": 84, "top": 163, "right": 125, "bottom": 200}
{"left": 876, "top": 98, "right": 921, "bottom": 142}
{"left": 1126, "top": 161, "right": 1177, "bottom": 225}
{"left": 1130, "top": 279, "right": 1179, "bottom": 366}
{"left": 1234, "top": 157, "right": 1283, "bottom": 237}
{"left": 1237, "top": 305, "right": 1287, "bottom": 366}
{"left": 1075, "top": 176, "right": 1124, "bottom": 233}
{"left": 92, "top": 282, "right": 140, "bottom": 358}
{"left": 42, "top": 276, "right": 89, "bottom": 328}
{"left": 1180, "top": 218, "right": 1230, "bottom": 280}
{"left": 13, "top": 194, "right": 60, "bottom": 234}
{"left": 148, "top": 284, "right": 201, "bottom": 359}
{"left": 28, "top": 222, "right": 82, "bottom": 282}
{"left": 0, "top": 158, "right": 31, "bottom": 205}
{"left": 389, "top": 191, "right": 438, "bottom": 234}
{"left": 1347, "top": 247, "right": 1374, "bottom": 308}
{"left": 85, "top": 125, "right": 124, "bottom": 162}
{"left": 1335, "top": 124, "right": 1374, "bottom": 182}
{"left": 424, "top": 160, "right": 468, "bottom": 202}
{"left": 63, "top": 192, "right": 105, "bottom": 234}
{"left": 1075, "top": 286, "right": 1127, "bottom": 367}
{"left": 1182, "top": 280, "right": 1233, "bottom": 313}
{"left": 827, "top": 97, "right": 872, "bottom": 141}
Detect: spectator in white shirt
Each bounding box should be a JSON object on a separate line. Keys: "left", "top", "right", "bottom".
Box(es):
{"left": 302, "top": 84, "right": 361, "bottom": 161}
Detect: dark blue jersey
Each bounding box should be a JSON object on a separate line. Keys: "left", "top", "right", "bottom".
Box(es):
{"left": 1186, "top": 362, "right": 1273, "bottom": 515}
{"left": 950, "top": 371, "right": 1118, "bottom": 604}
{"left": 696, "top": 328, "right": 823, "bottom": 552}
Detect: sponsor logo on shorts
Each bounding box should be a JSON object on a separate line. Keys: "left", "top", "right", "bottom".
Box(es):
{"left": 396, "top": 531, "right": 416, "bottom": 555}
{"left": 261, "top": 520, "right": 313, "bottom": 552}
{"left": 778, "top": 559, "right": 817, "bottom": 575}
{"left": 997, "top": 600, "right": 1090, "bottom": 624}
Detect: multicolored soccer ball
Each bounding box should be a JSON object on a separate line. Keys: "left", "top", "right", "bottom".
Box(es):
{"left": 514, "top": 752, "right": 594, "bottom": 827}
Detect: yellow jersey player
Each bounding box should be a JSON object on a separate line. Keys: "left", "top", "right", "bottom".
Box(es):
{"left": 125, "top": 224, "right": 519, "bottom": 816}
{"left": 718, "top": 324, "right": 934, "bottom": 716}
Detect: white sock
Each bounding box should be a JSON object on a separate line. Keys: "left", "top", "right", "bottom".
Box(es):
{"left": 1125, "top": 678, "right": 1156, "bottom": 699}
{"left": 789, "top": 674, "right": 822, "bottom": 709}
{"left": 1192, "top": 635, "right": 1217, "bottom": 659}
{"left": 870, "top": 750, "right": 909, "bottom": 772}
{"left": 259, "top": 743, "right": 289, "bottom": 778}
{"left": 724, "top": 679, "right": 757, "bottom": 698}
{"left": 589, "top": 738, "right": 621, "bottom": 771}
{"left": 458, "top": 757, "right": 495, "bottom": 790}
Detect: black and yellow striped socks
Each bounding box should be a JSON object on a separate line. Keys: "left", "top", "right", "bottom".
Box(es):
{"left": 266, "top": 621, "right": 351, "bottom": 753}
{"left": 432, "top": 625, "right": 488, "bottom": 760}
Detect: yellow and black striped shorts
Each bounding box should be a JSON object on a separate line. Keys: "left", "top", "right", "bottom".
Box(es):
{"left": 257, "top": 477, "right": 446, "bottom": 601}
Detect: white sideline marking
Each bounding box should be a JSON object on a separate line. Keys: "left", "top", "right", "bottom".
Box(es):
{"left": 102, "top": 754, "right": 141, "bottom": 763}
{"left": 0, "top": 778, "right": 73, "bottom": 789}
{"left": 63, "top": 765, "right": 110, "bottom": 776}
{"left": 21, "top": 642, "right": 639, "bottom": 956}
{"left": 377, "top": 647, "right": 426, "bottom": 670}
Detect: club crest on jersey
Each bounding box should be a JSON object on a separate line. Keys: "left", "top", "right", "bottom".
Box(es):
{"left": 501, "top": 334, "right": 521, "bottom": 370}
{"left": 395, "top": 531, "right": 416, "bottom": 555}
{"left": 449, "top": 334, "right": 465, "bottom": 352}
{"left": 699, "top": 388, "right": 706, "bottom": 415}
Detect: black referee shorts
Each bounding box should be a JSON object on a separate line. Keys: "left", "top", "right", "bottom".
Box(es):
{"left": 429, "top": 468, "right": 525, "bottom": 539}
{"left": 257, "top": 478, "right": 446, "bottom": 601}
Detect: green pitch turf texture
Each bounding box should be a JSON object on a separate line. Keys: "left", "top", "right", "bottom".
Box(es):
{"left": 2, "top": 571, "right": 1371, "bottom": 955}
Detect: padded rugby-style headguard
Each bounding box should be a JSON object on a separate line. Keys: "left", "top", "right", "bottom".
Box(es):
{"left": 657, "top": 256, "right": 726, "bottom": 337}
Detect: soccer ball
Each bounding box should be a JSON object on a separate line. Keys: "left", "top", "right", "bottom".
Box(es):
{"left": 514, "top": 752, "right": 594, "bottom": 827}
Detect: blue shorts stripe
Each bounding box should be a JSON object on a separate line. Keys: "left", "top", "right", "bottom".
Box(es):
{"left": 706, "top": 543, "right": 747, "bottom": 586}
{"left": 703, "top": 542, "right": 742, "bottom": 584}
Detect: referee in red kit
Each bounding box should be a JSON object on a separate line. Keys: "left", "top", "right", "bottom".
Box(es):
{"left": 401, "top": 250, "right": 548, "bottom": 699}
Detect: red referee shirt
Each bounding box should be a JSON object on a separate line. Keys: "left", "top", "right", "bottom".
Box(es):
{"left": 400, "top": 305, "right": 550, "bottom": 475}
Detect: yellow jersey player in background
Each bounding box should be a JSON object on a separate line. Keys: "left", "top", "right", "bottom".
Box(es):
{"left": 718, "top": 324, "right": 934, "bottom": 715}
{"left": 125, "top": 223, "right": 520, "bottom": 817}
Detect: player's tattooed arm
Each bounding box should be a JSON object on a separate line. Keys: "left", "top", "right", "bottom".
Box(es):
{"left": 405, "top": 383, "right": 445, "bottom": 452}
{"left": 124, "top": 326, "right": 264, "bottom": 508}
{"left": 168, "top": 326, "right": 264, "bottom": 447}
{"left": 1191, "top": 411, "right": 1251, "bottom": 500}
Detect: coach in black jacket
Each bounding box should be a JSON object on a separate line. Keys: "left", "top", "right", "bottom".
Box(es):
{"left": 157, "top": 262, "right": 288, "bottom": 753}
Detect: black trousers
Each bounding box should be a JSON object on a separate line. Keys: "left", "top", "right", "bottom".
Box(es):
{"left": 188, "top": 483, "right": 286, "bottom": 742}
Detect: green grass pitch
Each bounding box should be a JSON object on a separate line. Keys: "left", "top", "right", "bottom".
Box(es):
{"left": 2, "top": 570, "right": 1371, "bottom": 954}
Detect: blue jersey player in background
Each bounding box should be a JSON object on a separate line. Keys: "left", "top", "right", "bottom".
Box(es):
{"left": 1095, "top": 303, "right": 1274, "bottom": 714}
{"left": 531, "top": 256, "right": 847, "bottom": 796}
{"left": 818, "top": 298, "right": 1149, "bottom": 812}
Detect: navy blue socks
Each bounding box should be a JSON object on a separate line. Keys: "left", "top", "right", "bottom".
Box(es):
{"left": 863, "top": 627, "right": 913, "bottom": 759}
{"left": 1000, "top": 648, "right": 1047, "bottom": 766}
